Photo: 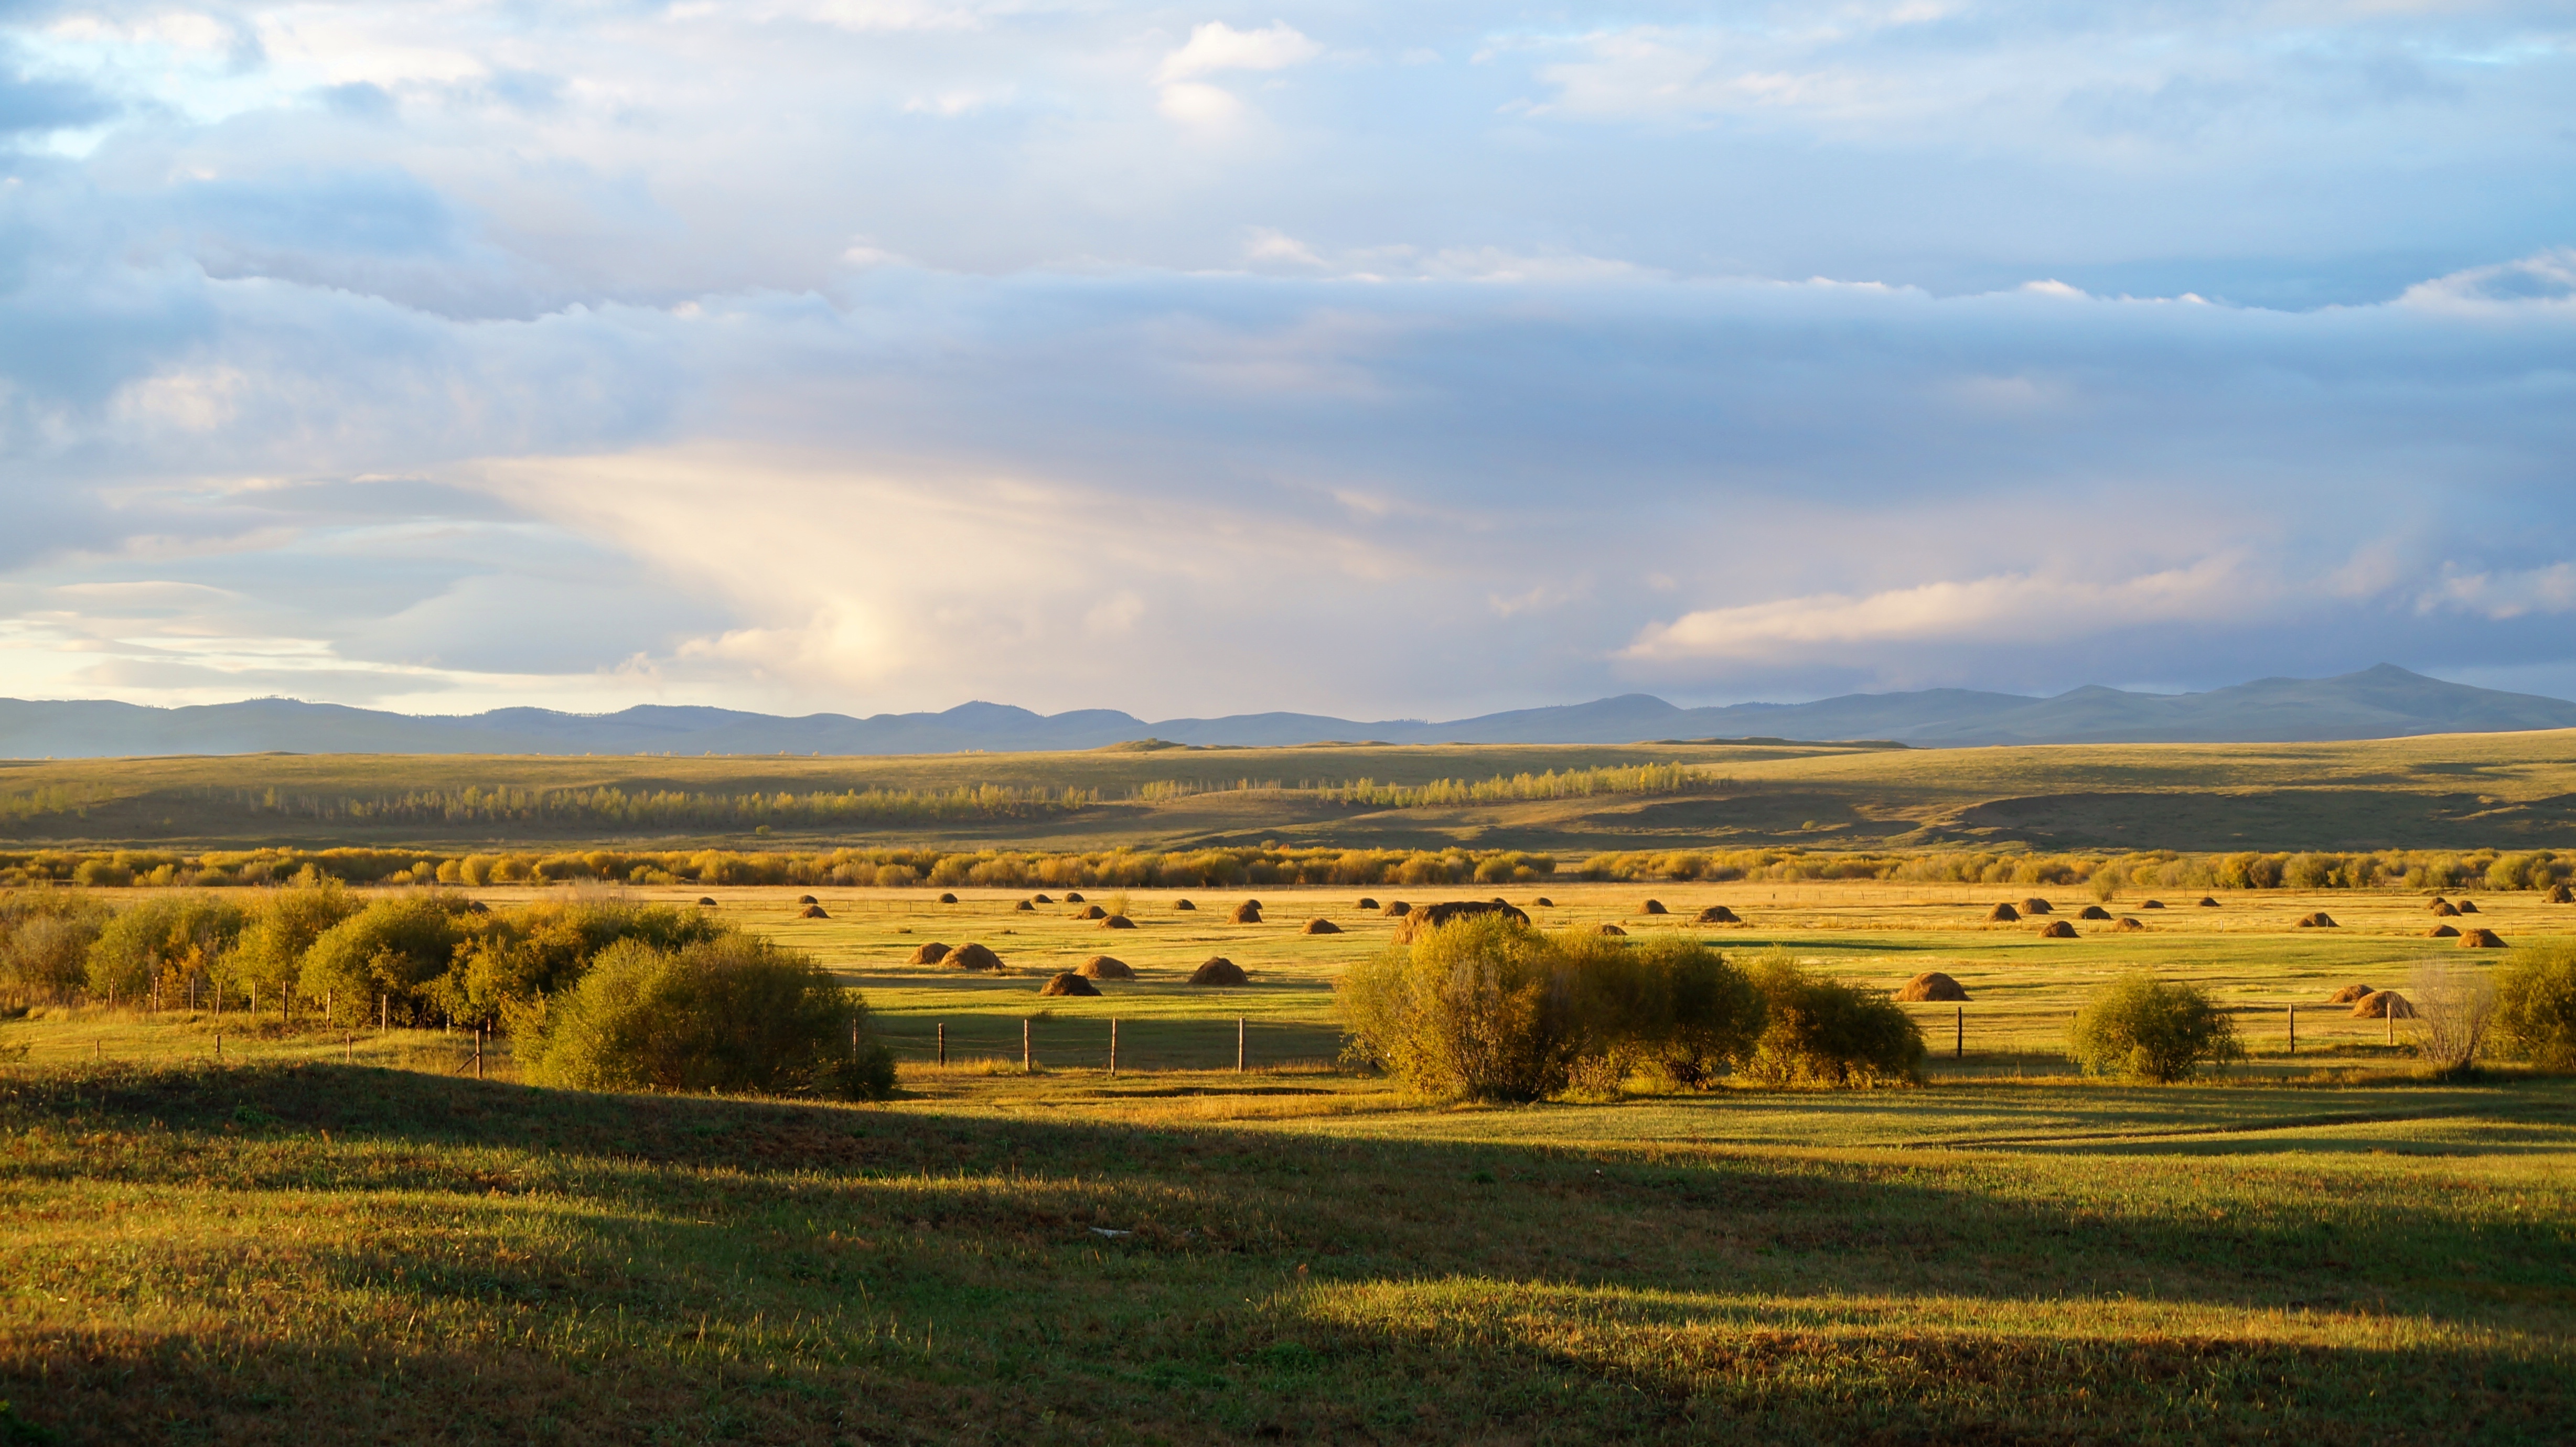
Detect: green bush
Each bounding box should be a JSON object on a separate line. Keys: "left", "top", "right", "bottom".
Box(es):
{"left": 221, "top": 880, "right": 363, "bottom": 1002}
{"left": 521, "top": 935, "right": 893, "bottom": 1099}
{"left": 2068, "top": 973, "right": 2244, "bottom": 1082}
{"left": 84, "top": 894, "right": 245, "bottom": 1001}
{"left": 296, "top": 895, "right": 475, "bottom": 1022}
{"left": 0, "top": 893, "right": 111, "bottom": 1004}
{"left": 2494, "top": 947, "right": 2576, "bottom": 1070}
{"left": 443, "top": 899, "right": 727, "bottom": 1032}
{"left": 1570, "top": 934, "right": 1766, "bottom": 1088}
{"left": 1737, "top": 951, "right": 1924, "bottom": 1087}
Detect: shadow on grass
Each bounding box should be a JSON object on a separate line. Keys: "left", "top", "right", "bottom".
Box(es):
{"left": 2, "top": 1062, "right": 2571, "bottom": 1443}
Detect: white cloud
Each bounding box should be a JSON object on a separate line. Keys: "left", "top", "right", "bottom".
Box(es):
{"left": 1155, "top": 21, "right": 1321, "bottom": 83}
{"left": 1155, "top": 80, "right": 1243, "bottom": 126}
{"left": 2421, "top": 563, "right": 2576, "bottom": 620}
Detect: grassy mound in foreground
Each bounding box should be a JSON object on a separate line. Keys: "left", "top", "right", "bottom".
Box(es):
{"left": 1, "top": 1061, "right": 2571, "bottom": 1444}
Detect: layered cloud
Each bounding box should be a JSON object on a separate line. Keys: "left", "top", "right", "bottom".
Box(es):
{"left": 0, "top": 1, "right": 2572, "bottom": 716}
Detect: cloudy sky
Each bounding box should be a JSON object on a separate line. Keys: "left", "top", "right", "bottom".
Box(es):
{"left": 1, "top": 0, "right": 2571, "bottom": 721}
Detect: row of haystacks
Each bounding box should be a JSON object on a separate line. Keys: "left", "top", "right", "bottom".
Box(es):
{"left": 906, "top": 938, "right": 1252, "bottom": 990}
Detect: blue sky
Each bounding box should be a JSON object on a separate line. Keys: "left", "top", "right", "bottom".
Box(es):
{"left": 1, "top": 0, "right": 2571, "bottom": 719}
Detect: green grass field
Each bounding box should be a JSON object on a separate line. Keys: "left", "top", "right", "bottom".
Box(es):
{"left": 4, "top": 879, "right": 2573, "bottom": 1442}
{"left": 12, "top": 725, "right": 2576, "bottom": 850}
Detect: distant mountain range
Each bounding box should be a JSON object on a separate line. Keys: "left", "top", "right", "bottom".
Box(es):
{"left": 3, "top": 665, "right": 2571, "bottom": 759}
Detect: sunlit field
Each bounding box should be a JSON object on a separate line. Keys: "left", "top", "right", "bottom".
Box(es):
{"left": 3, "top": 877, "right": 2571, "bottom": 1442}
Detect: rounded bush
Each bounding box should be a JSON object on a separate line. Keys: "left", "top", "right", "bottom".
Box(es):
{"left": 2495, "top": 946, "right": 2576, "bottom": 1070}
{"left": 2068, "top": 973, "right": 2244, "bottom": 1082}
{"left": 1736, "top": 951, "right": 1923, "bottom": 1087}
{"left": 524, "top": 934, "right": 893, "bottom": 1099}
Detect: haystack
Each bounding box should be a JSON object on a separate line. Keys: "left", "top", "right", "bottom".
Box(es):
{"left": 696, "top": 897, "right": 718, "bottom": 907}
{"left": 1064, "top": 891, "right": 1086, "bottom": 903}
{"left": 2327, "top": 983, "right": 2377, "bottom": 1004}
{"left": 2351, "top": 990, "right": 2416, "bottom": 1020}
{"left": 2077, "top": 904, "right": 2113, "bottom": 921}
{"left": 2111, "top": 916, "right": 2146, "bottom": 932}
{"left": 2430, "top": 899, "right": 2460, "bottom": 917}
{"left": 2036, "top": 921, "right": 2078, "bottom": 938}
{"left": 2551, "top": 884, "right": 2575, "bottom": 904}
{"left": 908, "top": 942, "right": 952, "bottom": 966}
{"left": 1071, "top": 904, "right": 1107, "bottom": 920}
{"left": 1532, "top": 896, "right": 1554, "bottom": 908}
{"left": 467, "top": 901, "right": 490, "bottom": 914}
{"left": 1032, "top": 893, "right": 1054, "bottom": 904}
{"left": 1038, "top": 972, "right": 1099, "bottom": 997}
{"left": 1013, "top": 900, "right": 1035, "bottom": 912}
{"left": 1302, "top": 917, "right": 1341, "bottom": 935}
{"left": 938, "top": 892, "right": 959, "bottom": 904}
{"left": 1985, "top": 902, "right": 2021, "bottom": 923}
{"left": 2197, "top": 897, "right": 2220, "bottom": 907}
{"left": 1099, "top": 914, "right": 1136, "bottom": 930}
{"left": 1391, "top": 900, "right": 1533, "bottom": 943}
{"left": 1078, "top": 955, "right": 1134, "bottom": 979}
{"left": 1697, "top": 905, "right": 1741, "bottom": 924}
{"left": 798, "top": 903, "right": 830, "bottom": 919}
{"left": 798, "top": 894, "right": 819, "bottom": 905}
{"left": 1640, "top": 899, "right": 1669, "bottom": 915}
{"left": 2021, "top": 898, "right": 2054, "bottom": 915}
{"left": 2456, "top": 899, "right": 2481, "bottom": 914}
{"left": 2426, "top": 924, "right": 2460, "bottom": 938}
{"left": 2140, "top": 899, "right": 2166, "bottom": 910}
{"left": 2296, "top": 912, "right": 2338, "bottom": 928}
{"left": 2459, "top": 927, "right": 2506, "bottom": 948}
{"left": 1189, "top": 957, "right": 1248, "bottom": 986}
{"left": 1895, "top": 971, "right": 1969, "bottom": 1002}
{"left": 1174, "top": 899, "right": 1196, "bottom": 911}
{"left": 1597, "top": 923, "right": 1629, "bottom": 937}
{"left": 1356, "top": 897, "right": 1379, "bottom": 910}
{"left": 1382, "top": 901, "right": 1411, "bottom": 917}
{"left": 946, "top": 942, "right": 1004, "bottom": 972}
{"left": 1229, "top": 901, "right": 1263, "bottom": 924}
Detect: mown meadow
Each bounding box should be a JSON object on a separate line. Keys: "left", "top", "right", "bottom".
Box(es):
{"left": 3, "top": 878, "right": 2573, "bottom": 1442}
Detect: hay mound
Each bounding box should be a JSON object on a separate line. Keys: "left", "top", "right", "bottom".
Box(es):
{"left": 1078, "top": 955, "right": 1134, "bottom": 979}
{"left": 1596, "top": 923, "right": 1628, "bottom": 937}
{"left": 938, "top": 892, "right": 959, "bottom": 904}
{"left": 467, "top": 901, "right": 490, "bottom": 914}
{"left": 1382, "top": 901, "right": 1411, "bottom": 917}
{"left": 2550, "top": 883, "right": 2575, "bottom": 904}
{"left": 1392, "top": 900, "right": 1533, "bottom": 943}
{"left": 1038, "top": 972, "right": 1099, "bottom": 997}
{"left": 2426, "top": 924, "right": 2460, "bottom": 938}
{"left": 798, "top": 894, "right": 818, "bottom": 905}
{"left": 1189, "top": 957, "right": 1248, "bottom": 986}
{"left": 2459, "top": 927, "right": 2506, "bottom": 948}
{"left": 2352, "top": 990, "right": 2416, "bottom": 1020}
{"left": 1302, "top": 917, "right": 1341, "bottom": 935}
{"left": 2197, "top": 897, "right": 2220, "bottom": 907}
{"left": 2036, "top": 920, "right": 2078, "bottom": 938}
{"left": 1532, "top": 896, "right": 1554, "bottom": 908}
{"left": 1064, "top": 891, "right": 1086, "bottom": 903}
{"left": 697, "top": 897, "right": 718, "bottom": 907}
{"left": 2296, "top": 912, "right": 2338, "bottom": 928}
{"left": 2077, "top": 904, "right": 2113, "bottom": 921}
{"left": 1071, "top": 904, "right": 1107, "bottom": 920}
{"left": 2456, "top": 899, "right": 2481, "bottom": 914}
{"left": 1697, "top": 905, "right": 1742, "bottom": 924}
{"left": 2021, "top": 898, "right": 2054, "bottom": 915}
{"left": 2430, "top": 899, "right": 2460, "bottom": 917}
{"left": 2140, "top": 899, "right": 2166, "bottom": 910}
{"left": 1640, "top": 899, "right": 1668, "bottom": 915}
{"left": 1174, "top": 899, "right": 1196, "bottom": 912}
{"left": 1985, "top": 902, "right": 2022, "bottom": 923}
{"left": 1032, "top": 893, "right": 1054, "bottom": 904}
{"left": 1895, "top": 971, "right": 1969, "bottom": 1002}
{"left": 798, "top": 903, "right": 829, "bottom": 919}
{"left": 1356, "top": 897, "right": 1379, "bottom": 910}
{"left": 1229, "top": 901, "right": 1263, "bottom": 924}
{"left": 2111, "top": 916, "right": 2147, "bottom": 932}
{"left": 1099, "top": 914, "right": 1137, "bottom": 930}
{"left": 2327, "top": 982, "right": 2377, "bottom": 1003}
{"left": 908, "top": 942, "right": 951, "bottom": 966}
{"left": 1013, "top": 900, "right": 1035, "bottom": 912}
{"left": 946, "top": 942, "right": 1004, "bottom": 972}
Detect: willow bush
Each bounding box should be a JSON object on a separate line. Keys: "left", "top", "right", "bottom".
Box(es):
{"left": 2067, "top": 973, "right": 2244, "bottom": 1083}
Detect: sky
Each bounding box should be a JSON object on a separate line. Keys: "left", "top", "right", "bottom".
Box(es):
{"left": 0, "top": 0, "right": 2571, "bottom": 722}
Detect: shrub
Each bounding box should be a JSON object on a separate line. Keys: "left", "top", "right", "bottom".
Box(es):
{"left": 522, "top": 935, "right": 894, "bottom": 1099}
{"left": 2409, "top": 959, "right": 2498, "bottom": 1078}
{"left": 2068, "top": 973, "right": 2244, "bottom": 1082}
{"left": 1571, "top": 935, "right": 1765, "bottom": 1087}
{"left": 0, "top": 894, "right": 111, "bottom": 1004}
{"left": 445, "top": 899, "right": 726, "bottom": 1032}
{"left": 1737, "top": 950, "right": 1924, "bottom": 1087}
{"left": 1336, "top": 913, "right": 1573, "bottom": 1101}
{"left": 222, "top": 879, "right": 363, "bottom": 1002}
{"left": 85, "top": 894, "right": 246, "bottom": 1002}
{"left": 296, "top": 895, "right": 475, "bottom": 1022}
{"left": 2495, "top": 946, "right": 2576, "bottom": 1070}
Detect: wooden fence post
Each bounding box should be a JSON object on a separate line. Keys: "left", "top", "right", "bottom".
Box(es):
{"left": 475, "top": 1025, "right": 485, "bottom": 1080}
{"left": 936, "top": 1021, "right": 947, "bottom": 1066}
{"left": 2288, "top": 1004, "right": 2297, "bottom": 1055}
{"left": 1954, "top": 1005, "right": 1963, "bottom": 1060}
{"left": 1109, "top": 1019, "right": 1118, "bottom": 1077}
{"left": 1023, "top": 1018, "right": 1032, "bottom": 1072}
{"left": 1237, "top": 1017, "right": 1247, "bottom": 1074}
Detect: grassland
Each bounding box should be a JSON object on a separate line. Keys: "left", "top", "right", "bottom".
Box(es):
{"left": 4, "top": 879, "right": 2574, "bottom": 1442}
{"left": 10, "top": 726, "right": 2576, "bottom": 850}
